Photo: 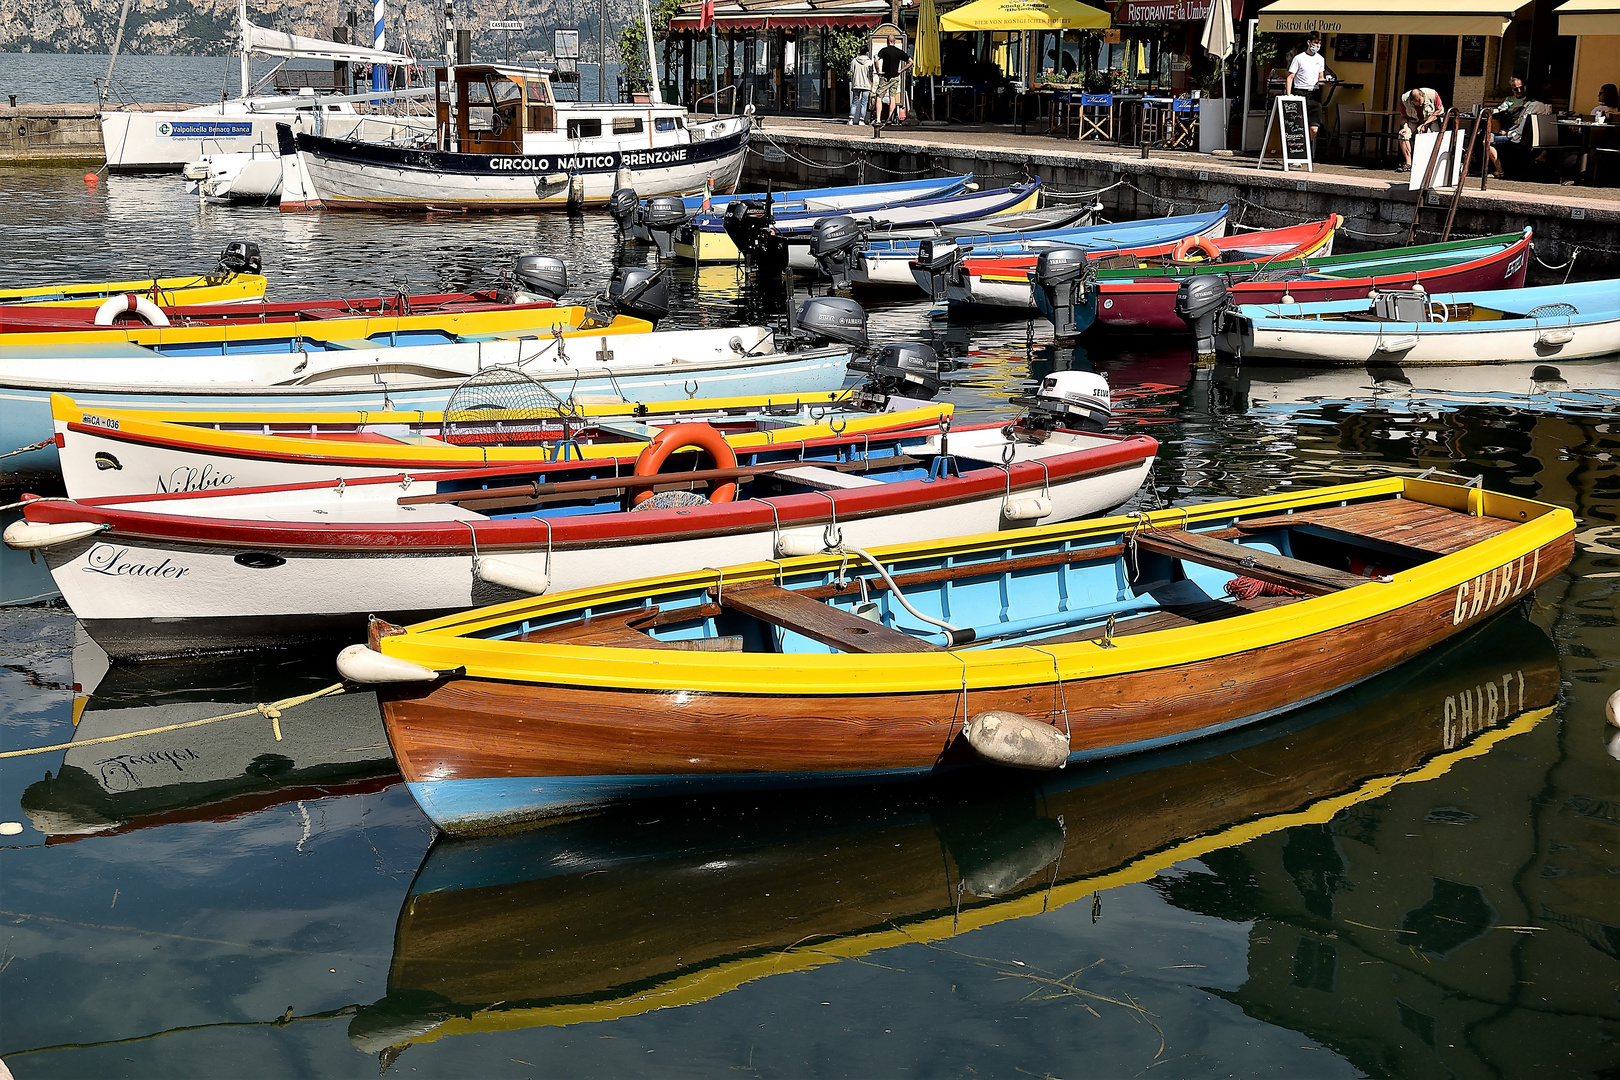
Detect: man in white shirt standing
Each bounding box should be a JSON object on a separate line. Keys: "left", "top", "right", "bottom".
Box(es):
{"left": 1284, "top": 31, "right": 1333, "bottom": 149}
{"left": 849, "top": 49, "right": 875, "bottom": 126}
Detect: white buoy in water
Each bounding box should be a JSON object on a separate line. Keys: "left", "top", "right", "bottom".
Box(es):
{"left": 336, "top": 644, "right": 440, "bottom": 684}
{"left": 2, "top": 519, "right": 107, "bottom": 550}
{"left": 964, "top": 710, "right": 1070, "bottom": 770}
{"left": 475, "top": 555, "right": 550, "bottom": 595}
{"left": 1606, "top": 687, "right": 1620, "bottom": 729}
{"left": 0, "top": 821, "right": 23, "bottom": 836}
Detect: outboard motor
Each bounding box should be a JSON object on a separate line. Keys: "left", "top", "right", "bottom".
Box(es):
{"left": 642, "top": 195, "right": 688, "bottom": 259}
{"left": 790, "top": 295, "right": 869, "bottom": 351}
{"left": 215, "top": 241, "right": 261, "bottom": 277}
{"left": 608, "top": 188, "right": 639, "bottom": 236}
{"left": 1013, "top": 370, "right": 1113, "bottom": 433}
{"left": 808, "top": 215, "right": 862, "bottom": 290}
{"left": 911, "top": 238, "right": 965, "bottom": 307}
{"left": 510, "top": 255, "right": 568, "bottom": 302}
{"left": 848, "top": 341, "right": 950, "bottom": 412}
{"left": 606, "top": 266, "right": 669, "bottom": 325}
{"left": 1174, "top": 275, "right": 1231, "bottom": 362}
{"left": 1028, "top": 248, "right": 1095, "bottom": 342}
{"left": 722, "top": 198, "right": 773, "bottom": 258}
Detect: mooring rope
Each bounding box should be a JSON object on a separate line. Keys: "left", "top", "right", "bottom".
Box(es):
{"left": 0, "top": 682, "right": 348, "bottom": 760}
{"left": 0, "top": 439, "right": 52, "bottom": 461}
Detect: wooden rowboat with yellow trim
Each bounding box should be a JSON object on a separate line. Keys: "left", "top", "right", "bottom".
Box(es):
{"left": 0, "top": 242, "right": 268, "bottom": 308}
{"left": 341, "top": 475, "right": 1574, "bottom": 835}
{"left": 347, "top": 612, "right": 1558, "bottom": 1055}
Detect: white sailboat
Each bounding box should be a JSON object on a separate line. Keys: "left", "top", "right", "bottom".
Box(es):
{"left": 100, "top": 0, "right": 434, "bottom": 171}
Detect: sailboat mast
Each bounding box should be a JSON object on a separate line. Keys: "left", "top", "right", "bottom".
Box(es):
{"left": 641, "top": 0, "right": 662, "bottom": 104}
{"left": 238, "top": 0, "right": 251, "bottom": 96}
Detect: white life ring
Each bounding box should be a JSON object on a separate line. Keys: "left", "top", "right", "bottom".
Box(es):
{"left": 93, "top": 293, "right": 170, "bottom": 327}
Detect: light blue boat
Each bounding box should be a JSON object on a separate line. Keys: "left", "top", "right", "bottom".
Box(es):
{"left": 1223, "top": 279, "right": 1620, "bottom": 365}
{"left": 666, "top": 173, "right": 973, "bottom": 217}
{"left": 0, "top": 327, "right": 853, "bottom": 483}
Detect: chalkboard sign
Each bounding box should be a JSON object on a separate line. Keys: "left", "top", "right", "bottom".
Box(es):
{"left": 1459, "top": 35, "right": 1486, "bottom": 77}
{"left": 1256, "top": 94, "right": 1314, "bottom": 172}
{"left": 1335, "top": 33, "right": 1374, "bottom": 62}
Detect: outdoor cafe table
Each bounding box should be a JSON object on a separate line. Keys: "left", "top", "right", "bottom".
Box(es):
{"left": 1559, "top": 118, "right": 1618, "bottom": 182}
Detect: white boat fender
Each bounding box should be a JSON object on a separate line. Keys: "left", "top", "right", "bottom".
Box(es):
{"left": 1537, "top": 328, "right": 1576, "bottom": 347}
{"left": 475, "top": 555, "right": 550, "bottom": 595}
{"left": 777, "top": 532, "right": 831, "bottom": 558}
{"left": 336, "top": 643, "right": 460, "bottom": 685}
{"left": 1606, "top": 687, "right": 1620, "bottom": 729}
{"left": 2, "top": 519, "right": 109, "bottom": 550}
{"left": 93, "top": 293, "right": 170, "bottom": 327}
{"left": 1002, "top": 495, "right": 1054, "bottom": 521}
{"left": 1606, "top": 727, "right": 1620, "bottom": 763}
{"left": 964, "top": 710, "right": 1070, "bottom": 770}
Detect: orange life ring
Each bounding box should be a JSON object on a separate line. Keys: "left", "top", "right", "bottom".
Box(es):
{"left": 1171, "top": 235, "right": 1222, "bottom": 262}
{"left": 631, "top": 423, "right": 738, "bottom": 507}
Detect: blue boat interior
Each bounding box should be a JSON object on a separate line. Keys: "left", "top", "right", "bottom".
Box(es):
{"left": 469, "top": 496, "right": 1475, "bottom": 656}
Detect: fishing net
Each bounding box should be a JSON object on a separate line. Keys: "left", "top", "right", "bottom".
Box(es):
{"left": 442, "top": 366, "right": 578, "bottom": 446}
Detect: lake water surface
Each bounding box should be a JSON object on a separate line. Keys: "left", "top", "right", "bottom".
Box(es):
{"left": 0, "top": 163, "right": 1617, "bottom": 1079}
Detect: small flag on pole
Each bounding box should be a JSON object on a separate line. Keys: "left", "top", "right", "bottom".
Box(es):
{"left": 699, "top": 0, "right": 714, "bottom": 30}
{"left": 701, "top": 173, "right": 712, "bottom": 212}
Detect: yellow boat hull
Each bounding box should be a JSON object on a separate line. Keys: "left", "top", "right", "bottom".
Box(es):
{"left": 0, "top": 274, "right": 268, "bottom": 308}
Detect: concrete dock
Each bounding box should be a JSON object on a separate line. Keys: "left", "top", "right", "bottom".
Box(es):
{"left": 0, "top": 102, "right": 195, "bottom": 166}
{"left": 746, "top": 116, "right": 1620, "bottom": 275}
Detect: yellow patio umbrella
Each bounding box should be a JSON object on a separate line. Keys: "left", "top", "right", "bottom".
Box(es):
{"left": 939, "top": 0, "right": 1111, "bottom": 31}
{"left": 915, "top": 0, "right": 942, "bottom": 77}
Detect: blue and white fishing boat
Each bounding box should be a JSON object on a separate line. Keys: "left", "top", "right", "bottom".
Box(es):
{"left": 867, "top": 205, "right": 1231, "bottom": 292}
{"left": 1220, "top": 280, "right": 1620, "bottom": 365}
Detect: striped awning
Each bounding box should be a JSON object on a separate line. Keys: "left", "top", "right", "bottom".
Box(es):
{"left": 670, "top": 0, "right": 890, "bottom": 30}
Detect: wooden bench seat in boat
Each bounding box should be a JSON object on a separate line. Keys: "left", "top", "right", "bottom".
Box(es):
{"left": 774, "top": 465, "right": 885, "bottom": 490}
{"left": 1037, "top": 594, "right": 1300, "bottom": 646}
{"left": 718, "top": 581, "right": 944, "bottom": 654}
{"left": 516, "top": 607, "right": 742, "bottom": 651}
{"left": 1236, "top": 499, "right": 1515, "bottom": 556}
{"left": 1134, "top": 528, "right": 1370, "bottom": 595}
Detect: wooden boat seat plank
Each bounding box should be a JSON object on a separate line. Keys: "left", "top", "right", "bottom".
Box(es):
{"left": 1038, "top": 594, "right": 1300, "bottom": 646}
{"left": 719, "top": 581, "right": 943, "bottom": 653}
{"left": 517, "top": 607, "right": 661, "bottom": 645}
{"left": 1136, "top": 529, "right": 1368, "bottom": 595}
{"left": 1238, "top": 500, "right": 1515, "bottom": 555}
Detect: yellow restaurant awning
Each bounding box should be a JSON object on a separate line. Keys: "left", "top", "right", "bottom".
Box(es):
{"left": 1556, "top": 0, "right": 1620, "bottom": 34}
{"left": 940, "top": 0, "right": 1111, "bottom": 32}
{"left": 1257, "top": 0, "right": 1526, "bottom": 37}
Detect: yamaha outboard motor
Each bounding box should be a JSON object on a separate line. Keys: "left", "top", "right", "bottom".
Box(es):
{"left": 642, "top": 196, "right": 688, "bottom": 259}
{"left": 1013, "top": 370, "right": 1113, "bottom": 433}
{"left": 510, "top": 255, "right": 568, "bottom": 302}
{"left": 1175, "top": 275, "right": 1230, "bottom": 362}
{"left": 911, "top": 238, "right": 965, "bottom": 308}
{"left": 215, "top": 241, "right": 261, "bottom": 277}
{"left": 848, "top": 342, "right": 949, "bottom": 412}
{"left": 790, "top": 295, "right": 868, "bottom": 350}
{"left": 608, "top": 188, "right": 639, "bottom": 237}
{"left": 606, "top": 267, "right": 669, "bottom": 325}
{"left": 1028, "top": 248, "right": 1096, "bottom": 342}
{"left": 809, "top": 215, "right": 862, "bottom": 290}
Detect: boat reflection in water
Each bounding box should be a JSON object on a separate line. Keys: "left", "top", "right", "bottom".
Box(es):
{"left": 20, "top": 628, "right": 397, "bottom": 840}
{"left": 350, "top": 609, "right": 1561, "bottom": 1064}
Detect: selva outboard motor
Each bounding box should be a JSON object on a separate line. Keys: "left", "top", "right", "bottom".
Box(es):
{"left": 911, "top": 238, "right": 964, "bottom": 306}
{"left": 642, "top": 196, "right": 688, "bottom": 259}
{"left": 216, "top": 241, "right": 261, "bottom": 277}
{"left": 1013, "top": 370, "right": 1113, "bottom": 433}
{"left": 1028, "top": 248, "right": 1096, "bottom": 341}
{"left": 510, "top": 255, "right": 568, "bottom": 302}
{"left": 608, "top": 188, "right": 639, "bottom": 236}
{"left": 1175, "top": 275, "right": 1230, "bottom": 361}
{"left": 789, "top": 295, "right": 869, "bottom": 350}
{"left": 606, "top": 267, "right": 670, "bottom": 325}
{"left": 809, "top": 215, "right": 862, "bottom": 289}
{"left": 848, "top": 342, "right": 950, "bottom": 412}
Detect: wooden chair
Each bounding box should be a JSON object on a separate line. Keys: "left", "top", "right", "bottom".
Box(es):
{"left": 1340, "top": 103, "right": 1397, "bottom": 162}
{"left": 1078, "top": 93, "right": 1115, "bottom": 141}
{"left": 1168, "top": 97, "right": 1198, "bottom": 149}
{"left": 1139, "top": 97, "right": 1173, "bottom": 146}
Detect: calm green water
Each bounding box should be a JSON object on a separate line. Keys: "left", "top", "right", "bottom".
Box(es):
{"left": 0, "top": 166, "right": 1617, "bottom": 1079}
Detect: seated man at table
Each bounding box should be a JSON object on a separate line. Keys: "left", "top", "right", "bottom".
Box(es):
{"left": 1398, "top": 86, "right": 1445, "bottom": 170}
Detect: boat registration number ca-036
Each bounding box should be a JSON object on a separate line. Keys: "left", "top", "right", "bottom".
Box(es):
{"left": 1452, "top": 549, "right": 1539, "bottom": 625}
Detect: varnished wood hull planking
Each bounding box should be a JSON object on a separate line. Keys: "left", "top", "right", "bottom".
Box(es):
{"left": 352, "top": 614, "right": 1560, "bottom": 1046}
{"left": 378, "top": 487, "right": 1573, "bottom": 833}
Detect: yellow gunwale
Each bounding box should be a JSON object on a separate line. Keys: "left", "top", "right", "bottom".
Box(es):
{"left": 379, "top": 477, "right": 1573, "bottom": 695}
{"left": 389, "top": 705, "right": 1550, "bottom": 1040}
{"left": 0, "top": 274, "right": 268, "bottom": 307}
{"left": 4, "top": 304, "right": 650, "bottom": 347}
{"left": 50, "top": 392, "right": 954, "bottom": 466}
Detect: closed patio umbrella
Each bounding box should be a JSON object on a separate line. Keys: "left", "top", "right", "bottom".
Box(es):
{"left": 916, "top": 0, "right": 941, "bottom": 119}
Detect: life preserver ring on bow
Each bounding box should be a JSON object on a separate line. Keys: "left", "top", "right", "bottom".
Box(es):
{"left": 1171, "top": 235, "right": 1222, "bottom": 263}
{"left": 93, "top": 293, "right": 170, "bottom": 327}
{"left": 631, "top": 423, "right": 738, "bottom": 508}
